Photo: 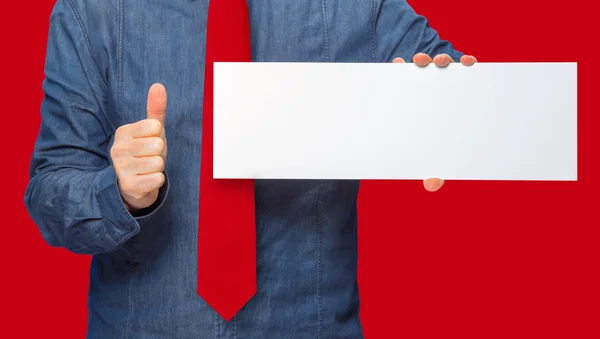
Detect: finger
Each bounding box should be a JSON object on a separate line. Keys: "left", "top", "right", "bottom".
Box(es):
{"left": 460, "top": 55, "right": 478, "bottom": 66}
{"left": 433, "top": 54, "right": 454, "bottom": 68}
{"left": 128, "top": 172, "right": 166, "bottom": 195}
{"left": 128, "top": 118, "right": 163, "bottom": 138}
{"left": 129, "top": 137, "right": 166, "bottom": 158}
{"left": 413, "top": 53, "right": 432, "bottom": 67}
{"left": 147, "top": 83, "right": 168, "bottom": 126}
{"left": 134, "top": 155, "right": 165, "bottom": 175}
{"left": 423, "top": 178, "right": 445, "bottom": 192}
{"left": 113, "top": 124, "right": 131, "bottom": 144}
{"left": 119, "top": 155, "right": 164, "bottom": 176}
{"left": 131, "top": 190, "right": 159, "bottom": 209}
{"left": 392, "top": 57, "right": 406, "bottom": 63}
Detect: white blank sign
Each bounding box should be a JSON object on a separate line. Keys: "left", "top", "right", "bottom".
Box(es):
{"left": 213, "top": 62, "right": 577, "bottom": 181}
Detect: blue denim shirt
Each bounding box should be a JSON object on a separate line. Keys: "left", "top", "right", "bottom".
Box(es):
{"left": 25, "top": 1, "right": 462, "bottom": 338}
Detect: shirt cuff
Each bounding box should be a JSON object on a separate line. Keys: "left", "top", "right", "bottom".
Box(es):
{"left": 94, "top": 166, "right": 170, "bottom": 252}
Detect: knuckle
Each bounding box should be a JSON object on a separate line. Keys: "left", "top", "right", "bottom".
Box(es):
{"left": 113, "top": 161, "right": 124, "bottom": 173}
{"left": 157, "top": 137, "right": 166, "bottom": 152}
{"left": 152, "top": 137, "right": 165, "bottom": 154}
{"left": 115, "top": 125, "right": 127, "bottom": 136}
{"left": 110, "top": 145, "right": 125, "bottom": 158}
{"left": 156, "top": 172, "right": 166, "bottom": 186}
{"left": 152, "top": 156, "right": 165, "bottom": 171}
{"left": 147, "top": 119, "right": 162, "bottom": 135}
{"left": 147, "top": 174, "right": 163, "bottom": 191}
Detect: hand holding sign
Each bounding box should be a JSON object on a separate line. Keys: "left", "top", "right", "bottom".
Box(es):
{"left": 393, "top": 53, "right": 478, "bottom": 192}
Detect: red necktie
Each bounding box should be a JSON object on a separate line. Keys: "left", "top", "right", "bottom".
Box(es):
{"left": 198, "top": 0, "right": 256, "bottom": 321}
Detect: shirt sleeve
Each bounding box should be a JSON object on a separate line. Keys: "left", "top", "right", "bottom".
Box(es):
{"left": 375, "top": 0, "right": 464, "bottom": 62}
{"left": 24, "top": 0, "right": 169, "bottom": 255}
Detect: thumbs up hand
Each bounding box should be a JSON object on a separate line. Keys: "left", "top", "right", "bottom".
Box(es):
{"left": 111, "top": 83, "right": 168, "bottom": 211}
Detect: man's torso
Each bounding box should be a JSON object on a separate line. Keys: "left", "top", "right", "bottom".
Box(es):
{"left": 84, "top": 1, "right": 373, "bottom": 338}
{"left": 62, "top": 0, "right": 462, "bottom": 337}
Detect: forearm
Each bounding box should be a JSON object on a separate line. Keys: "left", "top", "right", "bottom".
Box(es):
{"left": 375, "top": 0, "right": 464, "bottom": 62}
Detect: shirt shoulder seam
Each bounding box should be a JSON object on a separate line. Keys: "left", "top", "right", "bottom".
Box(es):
{"left": 65, "top": 0, "right": 109, "bottom": 93}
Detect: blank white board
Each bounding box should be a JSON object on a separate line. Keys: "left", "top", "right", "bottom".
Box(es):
{"left": 213, "top": 62, "right": 577, "bottom": 181}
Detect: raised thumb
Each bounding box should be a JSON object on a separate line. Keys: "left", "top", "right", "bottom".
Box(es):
{"left": 146, "top": 83, "right": 167, "bottom": 125}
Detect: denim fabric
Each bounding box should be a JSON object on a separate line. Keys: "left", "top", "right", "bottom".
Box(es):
{"left": 24, "top": 1, "right": 462, "bottom": 338}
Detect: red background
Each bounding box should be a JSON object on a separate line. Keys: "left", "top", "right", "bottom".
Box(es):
{"left": 1, "top": 0, "right": 598, "bottom": 337}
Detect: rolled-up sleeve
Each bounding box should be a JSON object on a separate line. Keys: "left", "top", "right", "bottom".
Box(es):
{"left": 375, "top": 0, "right": 464, "bottom": 62}
{"left": 24, "top": 0, "right": 169, "bottom": 255}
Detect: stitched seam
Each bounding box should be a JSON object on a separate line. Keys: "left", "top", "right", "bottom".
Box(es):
{"left": 233, "top": 314, "right": 238, "bottom": 338}
{"left": 118, "top": 0, "right": 125, "bottom": 124}
{"left": 320, "top": 0, "right": 331, "bottom": 62}
{"left": 69, "top": 227, "right": 109, "bottom": 253}
{"left": 370, "top": 0, "right": 378, "bottom": 62}
{"left": 122, "top": 271, "right": 135, "bottom": 339}
{"left": 65, "top": 0, "right": 108, "bottom": 92}
{"left": 65, "top": 0, "right": 114, "bottom": 132}
{"left": 215, "top": 311, "right": 221, "bottom": 339}
{"left": 411, "top": 20, "right": 428, "bottom": 55}
{"left": 316, "top": 182, "right": 324, "bottom": 339}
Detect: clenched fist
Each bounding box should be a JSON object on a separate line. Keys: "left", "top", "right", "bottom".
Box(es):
{"left": 111, "top": 83, "right": 168, "bottom": 211}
